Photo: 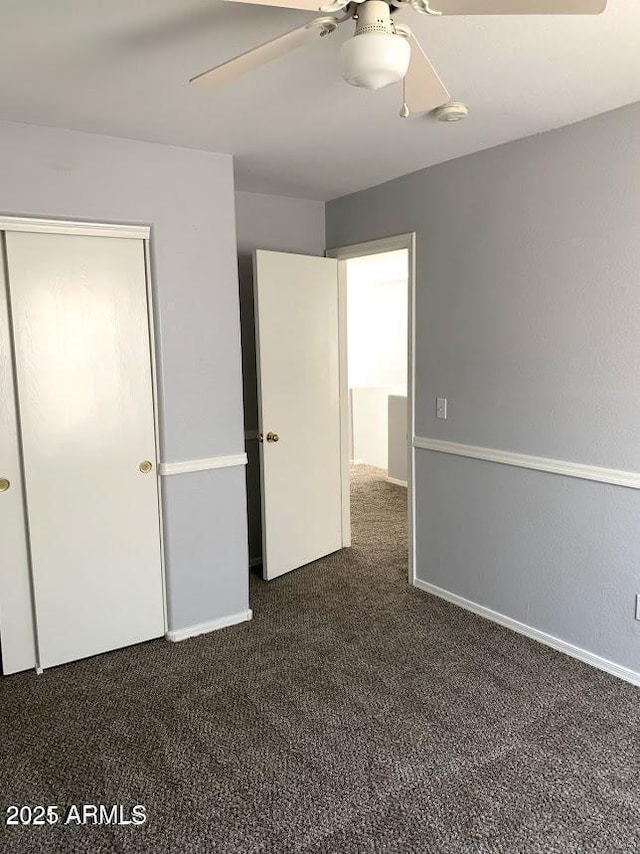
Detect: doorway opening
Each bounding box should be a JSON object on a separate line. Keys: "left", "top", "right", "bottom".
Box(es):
{"left": 248, "top": 234, "right": 415, "bottom": 584}
{"left": 346, "top": 249, "right": 409, "bottom": 480}
{"left": 329, "top": 234, "right": 416, "bottom": 585}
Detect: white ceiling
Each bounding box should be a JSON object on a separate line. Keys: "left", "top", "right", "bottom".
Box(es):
{"left": 1, "top": 1, "right": 639, "bottom": 200}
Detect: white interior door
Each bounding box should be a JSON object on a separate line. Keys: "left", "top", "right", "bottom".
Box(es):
{"left": 254, "top": 250, "right": 343, "bottom": 580}
{"left": 0, "top": 235, "right": 37, "bottom": 675}
{"left": 5, "top": 230, "right": 165, "bottom": 670}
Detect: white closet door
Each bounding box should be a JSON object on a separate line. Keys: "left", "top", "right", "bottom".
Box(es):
{"left": 0, "top": 235, "right": 36, "bottom": 674}
{"left": 5, "top": 231, "right": 164, "bottom": 670}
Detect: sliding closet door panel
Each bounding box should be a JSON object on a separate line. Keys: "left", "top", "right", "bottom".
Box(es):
{"left": 0, "top": 234, "right": 37, "bottom": 674}
{"left": 6, "top": 232, "right": 164, "bottom": 669}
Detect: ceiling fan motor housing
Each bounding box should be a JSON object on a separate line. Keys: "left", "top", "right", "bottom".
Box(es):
{"left": 341, "top": 0, "right": 410, "bottom": 90}
{"left": 354, "top": 0, "right": 394, "bottom": 34}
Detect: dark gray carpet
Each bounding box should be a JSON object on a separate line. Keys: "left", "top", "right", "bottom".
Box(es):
{"left": 1, "top": 464, "right": 638, "bottom": 853}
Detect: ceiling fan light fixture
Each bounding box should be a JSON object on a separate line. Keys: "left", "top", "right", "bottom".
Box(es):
{"left": 340, "top": 32, "right": 411, "bottom": 91}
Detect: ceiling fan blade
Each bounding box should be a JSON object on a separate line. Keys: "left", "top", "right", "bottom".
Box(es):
{"left": 190, "top": 16, "right": 338, "bottom": 85}
{"left": 226, "top": 0, "right": 347, "bottom": 12}
{"left": 397, "top": 27, "right": 450, "bottom": 113}
{"left": 426, "top": 0, "right": 606, "bottom": 14}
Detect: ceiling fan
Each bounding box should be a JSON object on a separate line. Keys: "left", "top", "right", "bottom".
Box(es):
{"left": 190, "top": 0, "right": 607, "bottom": 118}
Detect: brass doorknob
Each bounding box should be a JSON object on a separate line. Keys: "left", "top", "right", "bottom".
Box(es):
{"left": 139, "top": 461, "right": 153, "bottom": 473}
{"left": 266, "top": 432, "right": 280, "bottom": 443}
{"left": 0, "top": 478, "right": 9, "bottom": 492}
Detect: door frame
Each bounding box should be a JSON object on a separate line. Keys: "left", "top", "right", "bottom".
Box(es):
{"left": 0, "top": 215, "right": 167, "bottom": 673}
{"left": 327, "top": 233, "right": 417, "bottom": 585}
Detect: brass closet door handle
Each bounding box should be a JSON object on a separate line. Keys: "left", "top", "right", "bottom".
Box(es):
{"left": 266, "top": 432, "right": 279, "bottom": 443}
{"left": 0, "top": 478, "right": 10, "bottom": 492}
{"left": 139, "top": 461, "right": 153, "bottom": 473}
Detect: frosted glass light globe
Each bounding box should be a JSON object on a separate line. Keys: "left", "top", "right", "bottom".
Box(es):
{"left": 340, "top": 33, "right": 411, "bottom": 91}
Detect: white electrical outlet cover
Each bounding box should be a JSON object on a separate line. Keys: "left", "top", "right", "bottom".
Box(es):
{"left": 436, "top": 397, "right": 448, "bottom": 420}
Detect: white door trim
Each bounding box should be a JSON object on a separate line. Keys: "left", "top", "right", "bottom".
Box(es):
{"left": 327, "top": 233, "right": 417, "bottom": 586}
{"left": 158, "top": 454, "right": 248, "bottom": 476}
{"left": 0, "top": 216, "right": 150, "bottom": 240}
{"left": 143, "top": 241, "right": 168, "bottom": 638}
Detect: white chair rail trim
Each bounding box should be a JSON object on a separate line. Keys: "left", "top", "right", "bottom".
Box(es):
{"left": 413, "top": 437, "right": 640, "bottom": 490}
{"left": 158, "top": 453, "right": 248, "bottom": 476}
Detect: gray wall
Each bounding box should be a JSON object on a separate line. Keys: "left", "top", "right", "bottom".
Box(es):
{"left": 0, "top": 119, "right": 249, "bottom": 631}
{"left": 326, "top": 103, "right": 640, "bottom": 673}
{"left": 235, "top": 190, "right": 325, "bottom": 562}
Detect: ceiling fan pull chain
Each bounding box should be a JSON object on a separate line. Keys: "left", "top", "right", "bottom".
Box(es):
{"left": 400, "top": 76, "right": 410, "bottom": 118}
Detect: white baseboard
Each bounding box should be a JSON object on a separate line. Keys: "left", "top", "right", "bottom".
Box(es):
{"left": 413, "top": 579, "right": 640, "bottom": 688}
{"left": 166, "top": 609, "right": 253, "bottom": 642}
{"left": 386, "top": 476, "right": 408, "bottom": 487}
